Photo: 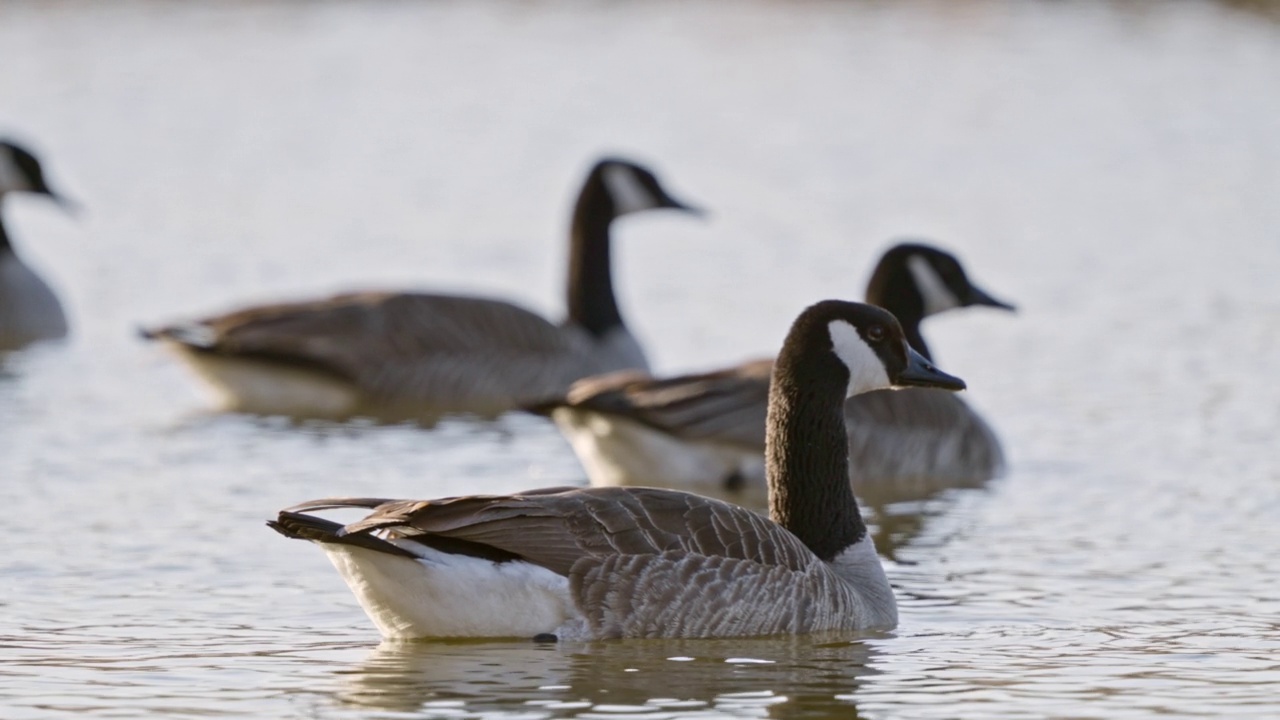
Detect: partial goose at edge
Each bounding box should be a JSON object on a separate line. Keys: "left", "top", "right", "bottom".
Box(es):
{"left": 0, "top": 139, "right": 75, "bottom": 351}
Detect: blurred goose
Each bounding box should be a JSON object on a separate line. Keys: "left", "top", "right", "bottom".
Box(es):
{"left": 542, "top": 243, "right": 1014, "bottom": 497}
{"left": 0, "top": 140, "right": 73, "bottom": 350}
{"left": 143, "top": 158, "right": 699, "bottom": 419}
{"left": 270, "top": 300, "right": 966, "bottom": 640}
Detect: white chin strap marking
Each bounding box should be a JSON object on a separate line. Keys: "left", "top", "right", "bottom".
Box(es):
{"left": 828, "top": 320, "right": 892, "bottom": 397}
{"left": 602, "top": 165, "right": 659, "bottom": 215}
{"left": 906, "top": 255, "right": 962, "bottom": 316}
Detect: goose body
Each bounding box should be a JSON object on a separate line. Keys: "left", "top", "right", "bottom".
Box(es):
{"left": 144, "top": 158, "right": 698, "bottom": 419}
{"left": 270, "top": 300, "right": 967, "bottom": 640}
{"left": 544, "top": 243, "right": 1014, "bottom": 494}
{"left": 0, "top": 141, "right": 71, "bottom": 350}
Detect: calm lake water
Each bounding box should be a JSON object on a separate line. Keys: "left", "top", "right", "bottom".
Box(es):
{"left": 2, "top": 1, "right": 1279, "bottom": 717}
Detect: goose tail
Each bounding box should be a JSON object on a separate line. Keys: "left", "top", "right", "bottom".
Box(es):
{"left": 137, "top": 322, "right": 218, "bottom": 348}
{"left": 268, "top": 498, "right": 415, "bottom": 558}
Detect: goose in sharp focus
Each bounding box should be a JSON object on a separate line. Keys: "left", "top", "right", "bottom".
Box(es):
{"left": 142, "top": 157, "right": 699, "bottom": 419}
{"left": 0, "top": 140, "right": 73, "bottom": 350}
{"left": 269, "top": 300, "right": 966, "bottom": 640}
{"left": 539, "top": 242, "right": 1014, "bottom": 498}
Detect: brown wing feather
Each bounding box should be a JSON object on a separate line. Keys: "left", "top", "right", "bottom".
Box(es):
{"left": 154, "top": 292, "right": 603, "bottom": 406}
{"left": 190, "top": 292, "right": 573, "bottom": 359}
{"left": 560, "top": 360, "right": 775, "bottom": 447}
{"left": 339, "top": 486, "right": 817, "bottom": 577}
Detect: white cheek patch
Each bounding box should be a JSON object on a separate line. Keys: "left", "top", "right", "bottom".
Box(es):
{"left": 0, "top": 146, "right": 31, "bottom": 194}
{"left": 907, "top": 255, "right": 962, "bottom": 316}
{"left": 828, "top": 320, "right": 892, "bottom": 397}
{"left": 602, "top": 164, "right": 660, "bottom": 215}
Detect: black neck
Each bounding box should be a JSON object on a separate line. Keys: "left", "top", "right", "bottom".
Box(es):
{"left": 901, "top": 321, "right": 931, "bottom": 362}
{"left": 565, "top": 175, "right": 623, "bottom": 338}
{"left": 0, "top": 210, "right": 11, "bottom": 255}
{"left": 766, "top": 344, "right": 867, "bottom": 561}
{"left": 865, "top": 264, "right": 932, "bottom": 361}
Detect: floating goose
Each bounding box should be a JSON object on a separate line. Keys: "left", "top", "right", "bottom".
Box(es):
{"left": 542, "top": 242, "right": 1014, "bottom": 497}
{"left": 270, "top": 300, "right": 966, "bottom": 640}
{"left": 0, "top": 140, "right": 73, "bottom": 350}
{"left": 143, "top": 158, "right": 699, "bottom": 419}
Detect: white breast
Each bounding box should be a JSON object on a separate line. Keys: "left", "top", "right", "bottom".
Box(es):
{"left": 826, "top": 535, "right": 898, "bottom": 628}
{"left": 551, "top": 407, "right": 765, "bottom": 497}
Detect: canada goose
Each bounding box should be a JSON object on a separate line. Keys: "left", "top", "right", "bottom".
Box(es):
{"left": 541, "top": 243, "right": 1014, "bottom": 497}
{"left": 0, "top": 140, "right": 73, "bottom": 350}
{"left": 270, "top": 300, "right": 966, "bottom": 640}
{"left": 143, "top": 158, "right": 699, "bottom": 419}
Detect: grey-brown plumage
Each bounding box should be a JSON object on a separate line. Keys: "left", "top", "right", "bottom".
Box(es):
{"left": 143, "top": 158, "right": 699, "bottom": 419}
{"left": 551, "top": 360, "right": 774, "bottom": 446}
{"left": 275, "top": 487, "right": 891, "bottom": 638}
{"left": 270, "top": 300, "right": 966, "bottom": 640}
{"left": 539, "top": 242, "right": 1014, "bottom": 490}
{"left": 148, "top": 292, "right": 639, "bottom": 414}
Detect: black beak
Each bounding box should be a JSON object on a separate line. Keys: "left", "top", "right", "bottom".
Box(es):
{"left": 50, "top": 191, "right": 81, "bottom": 216}
{"left": 965, "top": 283, "right": 1016, "bottom": 312}
{"left": 897, "top": 346, "right": 966, "bottom": 391}
{"left": 661, "top": 194, "right": 706, "bottom": 218}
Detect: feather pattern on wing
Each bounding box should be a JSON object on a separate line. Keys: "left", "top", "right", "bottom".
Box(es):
{"left": 559, "top": 360, "right": 774, "bottom": 448}
{"left": 569, "top": 551, "right": 877, "bottom": 638}
{"left": 155, "top": 292, "right": 633, "bottom": 408}
{"left": 343, "top": 487, "right": 812, "bottom": 573}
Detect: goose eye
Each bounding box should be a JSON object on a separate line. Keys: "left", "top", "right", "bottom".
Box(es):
{"left": 866, "top": 325, "right": 886, "bottom": 342}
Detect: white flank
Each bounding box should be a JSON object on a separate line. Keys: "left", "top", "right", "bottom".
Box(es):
{"left": 551, "top": 408, "right": 765, "bottom": 499}
{"left": 827, "top": 320, "right": 892, "bottom": 397}
{"left": 601, "top": 164, "right": 659, "bottom": 215}
{"left": 321, "top": 544, "right": 581, "bottom": 640}
{"left": 906, "top": 255, "right": 962, "bottom": 316}
{"left": 161, "top": 342, "right": 360, "bottom": 416}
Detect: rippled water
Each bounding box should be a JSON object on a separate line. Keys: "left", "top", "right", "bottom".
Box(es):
{"left": 3, "top": 1, "right": 1279, "bottom": 717}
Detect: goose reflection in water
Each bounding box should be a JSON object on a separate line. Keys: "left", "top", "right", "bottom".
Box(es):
{"left": 335, "top": 634, "right": 880, "bottom": 718}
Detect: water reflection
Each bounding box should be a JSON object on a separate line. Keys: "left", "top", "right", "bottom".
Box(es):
{"left": 864, "top": 487, "right": 988, "bottom": 564}
{"left": 337, "top": 636, "right": 881, "bottom": 718}
{"left": 1219, "top": 0, "right": 1280, "bottom": 20}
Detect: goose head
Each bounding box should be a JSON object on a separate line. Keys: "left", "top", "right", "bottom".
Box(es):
{"left": 867, "top": 242, "right": 1015, "bottom": 319}
{"left": 767, "top": 301, "right": 964, "bottom": 565}
{"left": 783, "top": 300, "right": 967, "bottom": 399}
{"left": 589, "top": 158, "right": 702, "bottom": 220}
